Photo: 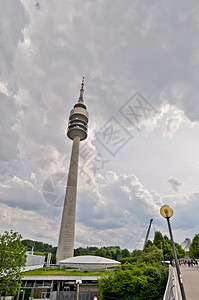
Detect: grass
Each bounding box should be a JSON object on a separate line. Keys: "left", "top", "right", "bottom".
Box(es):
{"left": 22, "top": 267, "right": 113, "bottom": 277}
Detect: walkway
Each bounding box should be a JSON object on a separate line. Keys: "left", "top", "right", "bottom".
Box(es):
{"left": 180, "top": 264, "right": 199, "bottom": 300}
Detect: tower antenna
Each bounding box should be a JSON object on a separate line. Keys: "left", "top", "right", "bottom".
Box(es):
{"left": 79, "top": 76, "right": 84, "bottom": 102}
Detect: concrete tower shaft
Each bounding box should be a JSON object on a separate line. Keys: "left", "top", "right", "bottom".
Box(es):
{"left": 56, "top": 78, "right": 88, "bottom": 264}
{"left": 56, "top": 136, "right": 80, "bottom": 262}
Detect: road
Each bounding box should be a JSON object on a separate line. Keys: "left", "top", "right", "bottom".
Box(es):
{"left": 180, "top": 264, "right": 199, "bottom": 300}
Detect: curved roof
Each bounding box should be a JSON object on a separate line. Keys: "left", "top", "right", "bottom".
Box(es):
{"left": 59, "top": 255, "right": 120, "bottom": 265}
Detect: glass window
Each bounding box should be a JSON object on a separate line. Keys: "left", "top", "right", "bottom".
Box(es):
{"left": 35, "top": 280, "right": 43, "bottom": 287}
{"left": 26, "top": 280, "right": 35, "bottom": 287}
{"left": 43, "top": 281, "right": 52, "bottom": 287}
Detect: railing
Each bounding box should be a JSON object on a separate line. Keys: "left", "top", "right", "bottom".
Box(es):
{"left": 54, "top": 291, "right": 99, "bottom": 300}
{"left": 163, "top": 265, "right": 178, "bottom": 300}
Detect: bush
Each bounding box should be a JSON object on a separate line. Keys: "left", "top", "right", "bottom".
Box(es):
{"left": 120, "top": 257, "right": 138, "bottom": 264}
{"left": 99, "top": 263, "right": 168, "bottom": 300}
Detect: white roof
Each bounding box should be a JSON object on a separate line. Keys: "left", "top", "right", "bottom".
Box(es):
{"left": 59, "top": 255, "right": 120, "bottom": 265}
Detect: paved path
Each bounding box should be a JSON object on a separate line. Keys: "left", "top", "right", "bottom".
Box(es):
{"left": 179, "top": 264, "right": 199, "bottom": 300}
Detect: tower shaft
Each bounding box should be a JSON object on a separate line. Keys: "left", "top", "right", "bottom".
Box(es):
{"left": 56, "top": 136, "right": 80, "bottom": 263}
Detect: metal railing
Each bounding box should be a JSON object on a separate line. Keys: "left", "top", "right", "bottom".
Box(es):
{"left": 51, "top": 291, "right": 99, "bottom": 300}
{"left": 163, "top": 265, "right": 178, "bottom": 300}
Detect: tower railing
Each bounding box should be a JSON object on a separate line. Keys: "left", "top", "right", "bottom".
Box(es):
{"left": 163, "top": 264, "right": 178, "bottom": 300}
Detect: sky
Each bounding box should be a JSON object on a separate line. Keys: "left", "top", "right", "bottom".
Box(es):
{"left": 1, "top": 0, "right": 199, "bottom": 251}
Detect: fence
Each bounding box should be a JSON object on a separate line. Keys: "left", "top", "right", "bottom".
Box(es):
{"left": 163, "top": 265, "right": 178, "bottom": 300}
{"left": 51, "top": 291, "right": 99, "bottom": 300}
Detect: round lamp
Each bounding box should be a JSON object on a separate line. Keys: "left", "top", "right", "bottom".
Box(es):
{"left": 160, "top": 205, "right": 173, "bottom": 218}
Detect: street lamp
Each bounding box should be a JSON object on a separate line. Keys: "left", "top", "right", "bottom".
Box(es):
{"left": 160, "top": 205, "right": 186, "bottom": 300}
{"left": 76, "top": 280, "right": 82, "bottom": 300}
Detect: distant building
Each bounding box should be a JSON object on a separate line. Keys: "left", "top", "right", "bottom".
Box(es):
{"left": 181, "top": 238, "right": 191, "bottom": 252}
{"left": 24, "top": 252, "right": 45, "bottom": 272}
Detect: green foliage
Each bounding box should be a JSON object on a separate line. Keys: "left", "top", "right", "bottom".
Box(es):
{"left": 22, "top": 239, "right": 57, "bottom": 263}
{"left": 152, "top": 232, "right": 185, "bottom": 261}
{"left": 141, "top": 246, "right": 163, "bottom": 263}
{"left": 0, "top": 230, "right": 27, "bottom": 296}
{"left": 99, "top": 262, "right": 168, "bottom": 300}
{"left": 99, "top": 268, "right": 148, "bottom": 300}
{"left": 21, "top": 239, "right": 57, "bottom": 254}
{"left": 131, "top": 249, "right": 142, "bottom": 257}
{"left": 144, "top": 239, "right": 153, "bottom": 249}
{"left": 153, "top": 232, "right": 163, "bottom": 249}
{"left": 120, "top": 257, "right": 138, "bottom": 264}
{"left": 22, "top": 267, "right": 112, "bottom": 277}
{"left": 121, "top": 248, "right": 131, "bottom": 258}
{"left": 189, "top": 234, "right": 199, "bottom": 258}
{"left": 175, "top": 242, "right": 185, "bottom": 258}
{"left": 141, "top": 264, "right": 168, "bottom": 299}
{"left": 74, "top": 246, "right": 122, "bottom": 261}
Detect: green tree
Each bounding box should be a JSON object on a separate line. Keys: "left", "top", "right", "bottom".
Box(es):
{"left": 21, "top": 239, "right": 57, "bottom": 255}
{"left": 121, "top": 248, "right": 130, "bottom": 258}
{"left": 131, "top": 249, "right": 142, "bottom": 257}
{"left": 189, "top": 234, "right": 199, "bottom": 258}
{"left": 162, "top": 237, "right": 173, "bottom": 261}
{"left": 120, "top": 256, "right": 138, "bottom": 264}
{"left": 153, "top": 232, "right": 185, "bottom": 261}
{"left": 94, "top": 248, "right": 106, "bottom": 257}
{"left": 0, "top": 231, "right": 27, "bottom": 297}
{"left": 74, "top": 247, "right": 86, "bottom": 256}
{"left": 175, "top": 242, "right": 185, "bottom": 258}
{"left": 144, "top": 239, "right": 153, "bottom": 249}
{"left": 141, "top": 245, "right": 163, "bottom": 264}
{"left": 153, "top": 231, "right": 163, "bottom": 249}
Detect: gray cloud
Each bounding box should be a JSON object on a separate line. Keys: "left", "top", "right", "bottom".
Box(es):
{"left": 167, "top": 177, "right": 182, "bottom": 192}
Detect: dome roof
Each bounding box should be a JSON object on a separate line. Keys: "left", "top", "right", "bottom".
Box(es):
{"left": 59, "top": 255, "right": 120, "bottom": 265}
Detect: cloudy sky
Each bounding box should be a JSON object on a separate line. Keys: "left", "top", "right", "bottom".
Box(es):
{"left": 1, "top": 0, "right": 199, "bottom": 250}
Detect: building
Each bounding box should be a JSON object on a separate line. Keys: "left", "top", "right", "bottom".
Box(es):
{"left": 59, "top": 255, "right": 121, "bottom": 271}
{"left": 24, "top": 252, "right": 45, "bottom": 272}
{"left": 181, "top": 238, "right": 192, "bottom": 252}
{"left": 56, "top": 78, "right": 89, "bottom": 264}
{"left": 20, "top": 276, "right": 99, "bottom": 300}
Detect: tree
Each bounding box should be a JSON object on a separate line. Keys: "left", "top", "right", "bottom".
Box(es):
{"left": 141, "top": 245, "right": 163, "bottom": 263}
{"left": 144, "top": 239, "right": 153, "bottom": 250}
{"left": 175, "top": 242, "right": 185, "bottom": 258}
{"left": 153, "top": 231, "right": 163, "bottom": 249}
{"left": 121, "top": 248, "right": 130, "bottom": 258}
{"left": 0, "top": 231, "right": 27, "bottom": 297}
{"left": 131, "top": 249, "right": 142, "bottom": 257}
{"left": 189, "top": 234, "right": 199, "bottom": 258}
{"left": 152, "top": 232, "right": 185, "bottom": 261}
{"left": 162, "top": 237, "right": 173, "bottom": 261}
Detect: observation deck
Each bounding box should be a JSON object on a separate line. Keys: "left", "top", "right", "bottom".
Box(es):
{"left": 67, "top": 78, "right": 89, "bottom": 141}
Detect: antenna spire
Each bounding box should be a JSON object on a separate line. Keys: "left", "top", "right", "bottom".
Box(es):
{"left": 79, "top": 77, "right": 84, "bottom": 102}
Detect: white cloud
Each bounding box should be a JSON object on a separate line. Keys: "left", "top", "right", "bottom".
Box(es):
{"left": 0, "top": 203, "right": 58, "bottom": 245}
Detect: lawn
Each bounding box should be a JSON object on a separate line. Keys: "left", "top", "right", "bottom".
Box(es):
{"left": 22, "top": 267, "right": 113, "bottom": 276}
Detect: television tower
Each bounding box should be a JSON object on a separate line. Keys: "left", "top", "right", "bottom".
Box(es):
{"left": 56, "top": 78, "right": 89, "bottom": 264}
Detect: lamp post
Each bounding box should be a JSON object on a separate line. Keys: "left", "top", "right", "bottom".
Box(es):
{"left": 76, "top": 280, "right": 82, "bottom": 300}
{"left": 160, "top": 205, "right": 186, "bottom": 300}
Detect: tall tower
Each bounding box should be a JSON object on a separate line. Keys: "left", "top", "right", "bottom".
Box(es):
{"left": 56, "top": 78, "right": 88, "bottom": 264}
